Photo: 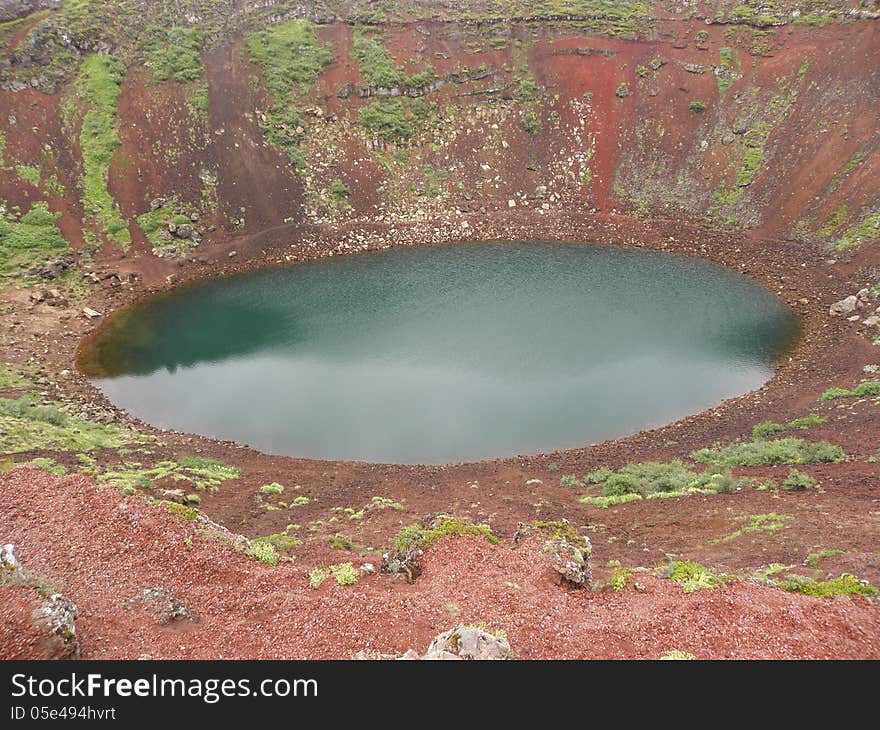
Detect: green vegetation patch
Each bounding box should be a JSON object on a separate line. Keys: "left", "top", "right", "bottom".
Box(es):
{"left": 834, "top": 213, "right": 880, "bottom": 252}
{"left": 392, "top": 516, "right": 499, "bottom": 554}
{"left": 711, "top": 513, "right": 792, "bottom": 544}
{"left": 581, "top": 460, "right": 741, "bottom": 501}
{"left": 779, "top": 573, "right": 878, "bottom": 599}
{"left": 820, "top": 381, "right": 880, "bottom": 401}
{"left": 691, "top": 438, "right": 845, "bottom": 466}
{"left": 805, "top": 549, "right": 845, "bottom": 568}
{"left": 358, "top": 97, "right": 435, "bottom": 144}
{"left": 245, "top": 540, "right": 279, "bottom": 566}
{"left": 666, "top": 560, "right": 728, "bottom": 593}
{"left": 97, "top": 456, "right": 239, "bottom": 494}
{"left": 0, "top": 202, "right": 69, "bottom": 285}
{"left": 140, "top": 25, "right": 204, "bottom": 84}
{"left": 74, "top": 55, "right": 130, "bottom": 248}
{"left": 0, "top": 395, "right": 131, "bottom": 453}
{"left": 245, "top": 20, "right": 333, "bottom": 168}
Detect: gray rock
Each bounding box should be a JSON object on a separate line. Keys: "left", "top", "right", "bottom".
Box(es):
{"left": 174, "top": 224, "right": 193, "bottom": 239}
{"left": 32, "top": 594, "right": 80, "bottom": 659}
{"left": 124, "top": 587, "right": 196, "bottom": 625}
{"left": 423, "top": 625, "right": 512, "bottom": 660}
{"left": 544, "top": 535, "right": 593, "bottom": 588}
{"left": 829, "top": 295, "right": 859, "bottom": 316}
{"left": 1, "top": 543, "right": 25, "bottom": 582}
{"left": 161, "top": 489, "right": 187, "bottom": 504}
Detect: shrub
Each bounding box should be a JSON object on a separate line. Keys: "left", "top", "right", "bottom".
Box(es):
{"left": 602, "top": 473, "right": 641, "bottom": 496}
{"left": 330, "top": 562, "right": 358, "bottom": 585}
{"left": 392, "top": 516, "right": 498, "bottom": 554}
{"left": 667, "top": 561, "right": 725, "bottom": 593}
{"left": 330, "top": 178, "right": 351, "bottom": 202}
{"left": 245, "top": 541, "right": 279, "bottom": 566}
{"left": 308, "top": 567, "right": 330, "bottom": 589}
{"left": 782, "top": 469, "right": 815, "bottom": 491}
{"left": 259, "top": 482, "right": 285, "bottom": 496}
{"left": 579, "top": 493, "right": 643, "bottom": 509}
{"left": 752, "top": 421, "right": 786, "bottom": 440}
{"left": 787, "top": 414, "right": 825, "bottom": 430}
{"left": 822, "top": 381, "right": 880, "bottom": 401}
{"left": 779, "top": 573, "right": 878, "bottom": 598}
{"left": 692, "top": 438, "right": 844, "bottom": 466}
{"left": 559, "top": 474, "right": 582, "bottom": 488}
{"left": 689, "top": 101, "right": 706, "bottom": 113}
{"left": 584, "top": 467, "right": 613, "bottom": 484}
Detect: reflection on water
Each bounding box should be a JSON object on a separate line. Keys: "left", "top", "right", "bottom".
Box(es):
{"left": 81, "top": 243, "right": 799, "bottom": 463}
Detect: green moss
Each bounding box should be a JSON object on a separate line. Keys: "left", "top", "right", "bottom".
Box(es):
{"left": 27, "top": 457, "right": 67, "bottom": 476}
{"left": 692, "top": 438, "right": 845, "bottom": 466}
{"left": 140, "top": 25, "right": 204, "bottom": 84}
{"left": 0, "top": 201, "right": 69, "bottom": 285}
{"left": 330, "top": 178, "right": 351, "bottom": 203}
{"left": 779, "top": 573, "right": 878, "bottom": 599}
{"left": 245, "top": 20, "right": 333, "bottom": 168}
{"left": 584, "top": 459, "right": 741, "bottom": 499}
{"left": 358, "top": 98, "right": 435, "bottom": 144}
{"left": 834, "top": 213, "right": 880, "bottom": 252}
{"left": 15, "top": 164, "right": 41, "bottom": 186}
{"left": 75, "top": 55, "right": 130, "bottom": 248}
{"left": 0, "top": 363, "right": 34, "bottom": 389}
{"left": 163, "top": 501, "right": 198, "bottom": 522}
{"left": 0, "top": 395, "right": 132, "bottom": 453}
{"left": 530, "top": 520, "right": 591, "bottom": 551}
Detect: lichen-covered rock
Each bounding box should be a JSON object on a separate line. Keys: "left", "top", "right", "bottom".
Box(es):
{"left": 543, "top": 535, "right": 593, "bottom": 588}
{"left": 31, "top": 594, "right": 79, "bottom": 659}
{"left": 124, "top": 587, "right": 196, "bottom": 625}
{"left": 423, "top": 625, "right": 512, "bottom": 660}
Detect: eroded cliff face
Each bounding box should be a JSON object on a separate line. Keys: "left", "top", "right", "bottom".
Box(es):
{"left": 0, "top": 1, "right": 878, "bottom": 271}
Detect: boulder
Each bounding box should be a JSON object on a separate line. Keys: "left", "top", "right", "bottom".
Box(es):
{"left": 423, "top": 625, "right": 512, "bottom": 660}
{"left": 31, "top": 594, "right": 80, "bottom": 660}
{"left": 544, "top": 535, "right": 593, "bottom": 588}
{"left": 174, "top": 224, "right": 194, "bottom": 239}
{"left": 829, "top": 295, "right": 858, "bottom": 316}
{"left": 124, "top": 587, "right": 196, "bottom": 625}
{"left": 161, "top": 489, "right": 187, "bottom": 504}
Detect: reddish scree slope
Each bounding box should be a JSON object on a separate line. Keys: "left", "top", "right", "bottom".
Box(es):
{"left": 1, "top": 467, "right": 877, "bottom": 660}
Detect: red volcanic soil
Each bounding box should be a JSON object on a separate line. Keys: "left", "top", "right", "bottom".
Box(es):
{"left": 1, "top": 466, "right": 877, "bottom": 660}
